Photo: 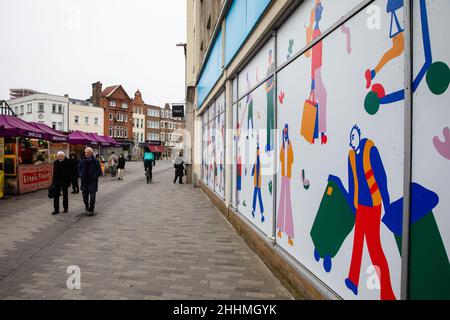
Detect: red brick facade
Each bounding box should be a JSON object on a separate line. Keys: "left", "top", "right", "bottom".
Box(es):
{"left": 92, "top": 82, "right": 134, "bottom": 144}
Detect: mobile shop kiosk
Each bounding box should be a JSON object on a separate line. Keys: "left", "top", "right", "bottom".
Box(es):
{"left": 0, "top": 114, "right": 52, "bottom": 195}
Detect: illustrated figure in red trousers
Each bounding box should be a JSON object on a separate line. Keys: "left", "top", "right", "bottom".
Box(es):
{"left": 345, "top": 125, "right": 396, "bottom": 300}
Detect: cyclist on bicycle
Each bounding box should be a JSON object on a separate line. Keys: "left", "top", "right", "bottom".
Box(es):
{"left": 143, "top": 149, "right": 156, "bottom": 181}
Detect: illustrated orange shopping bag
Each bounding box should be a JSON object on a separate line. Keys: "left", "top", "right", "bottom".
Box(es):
{"left": 301, "top": 93, "right": 318, "bottom": 144}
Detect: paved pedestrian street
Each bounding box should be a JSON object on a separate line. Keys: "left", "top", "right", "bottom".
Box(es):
{"left": 0, "top": 161, "right": 292, "bottom": 300}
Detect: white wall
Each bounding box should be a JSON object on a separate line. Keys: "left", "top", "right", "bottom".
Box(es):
{"left": 68, "top": 103, "right": 104, "bottom": 135}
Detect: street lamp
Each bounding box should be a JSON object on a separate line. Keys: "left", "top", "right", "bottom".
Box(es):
{"left": 176, "top": 42, "right": 187, "bottom": 57}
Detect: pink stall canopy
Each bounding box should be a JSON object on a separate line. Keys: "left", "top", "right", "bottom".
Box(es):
{"left": 103, "top": 135, "right": 121, "bottom": 147}
{"left": 29, "top": 122, "right": 68, "bottom": 143}
{"left": 85, "top": 133, "right": 113, "bottom": 147}
{"left": 0, "top": 115, "right": 47, "bottom": 139}
{"left": 68, "top": 130, "right": 98, "bottom": 146}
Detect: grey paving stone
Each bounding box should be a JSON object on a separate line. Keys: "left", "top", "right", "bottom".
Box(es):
{"left": 0, "top": 161, "right": 293, "bottom": 300}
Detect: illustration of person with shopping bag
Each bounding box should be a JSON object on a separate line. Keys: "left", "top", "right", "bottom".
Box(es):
{"left": 301, "top": 0, "right": 328, "bottom": 145}
{"left": 277, "top": 124, "right": 295, "bottom": 246}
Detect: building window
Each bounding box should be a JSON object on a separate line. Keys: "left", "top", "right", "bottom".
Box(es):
{"left": 38, "top": 103, "right": 44, "bottom": 112}
{"left": 58, "top": 122, "right": 63, "bottom": 130}
{"left": 94, "top": 117, "right": 98, "bottom": 125}
{"left": 75, "top": 115, "right": 79, "bottom": 124}
{"left": 122, "top": 103, "right": 128, "bottom": 109}
{"left": 85, "top": 116, "right": 89, "bottom": 125}
{"left": 124, "top": 115, "right": 128, "bottom": 122}
{"left": 58, "top": 104, "right": 63, "bottom": 114}
{"left": 52, "top": 122, "right": 57, "bottom": 129}
{"left": 20, "top": 105, "right": 24, "bottom": 115}
{"left": 52, "top": 104, "right": 57, "bottom": 113}
{"left": 117, "top": 114, "right": 124, "bottom": 122}
{"left": 124, "top": 128, "right": 128, "bottom": 138}
{"left": 27, "top": 103, "right": 32, "bottom": 113}
{"left": 109, "top": 126, "right": 113, "bottom": 136}
{"left": 14, "top": 106, "right": 18, "bottom": 114}
{"left": 109, "top": 113, "right": 113, "bottom": 121}
{"left": 110, "top": 100, "right": 116, "bottom": 107}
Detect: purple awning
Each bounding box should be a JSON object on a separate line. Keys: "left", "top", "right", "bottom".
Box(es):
{"left": 0, "top": 115, "right": 47, "bottom": 139}
{"left": 29, "top": 122, "right": 68, "bottom": 143}
{"left": 68, "top": 131, "right": 98, "bottom": 146}
{"left": 103, "top": 136, "right": 121, "bottom": 147}
{"left": 85, "top": 133, "right": 112, "bottom": 147}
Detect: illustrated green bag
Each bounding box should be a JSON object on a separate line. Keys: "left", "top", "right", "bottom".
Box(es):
{"left": 383, "top": 183, "right": 450, "bottom": 299}
{"left": 310, "top": 175, "right": 355, "bottom": 273}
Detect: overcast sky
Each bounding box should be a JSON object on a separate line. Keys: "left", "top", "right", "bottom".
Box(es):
{"left": 0, "top": 0, "right": 187, "bottom": 106}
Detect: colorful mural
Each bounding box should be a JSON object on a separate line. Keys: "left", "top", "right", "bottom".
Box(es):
{"left": 364, "top": 0, "right": 450, "bottom": 115}
{"left": 224, "top": 0, "right": 449, "bottom": 300}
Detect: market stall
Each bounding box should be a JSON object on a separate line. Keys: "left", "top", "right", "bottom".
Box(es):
{"left": 0, "top": 115, "right": 52, "bottom": 195}
{"left": 29, "top": 122, "right": 69, "bottom": 162}
{"left": 68, "top": 130, "right": 98, "bottom": 159}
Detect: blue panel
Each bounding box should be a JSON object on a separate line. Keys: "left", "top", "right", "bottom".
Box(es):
{"left": 198, "top": 30, "right": 223, "bottom": 108}
{"left": 246, "top": 0, "right": 271, "bottom": 31}
{"left": 224, "top": 0, "right": 272, "bottom": 66}
{"left": 224, "top": 0, "right": 247, "bottom": 66}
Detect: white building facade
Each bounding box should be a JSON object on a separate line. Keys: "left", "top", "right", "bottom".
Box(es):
{"left": 7, "top": 94, "right": 69, "bottom": 131}
{"left": 68, "top": 99, "right": 104, "bottom": 135}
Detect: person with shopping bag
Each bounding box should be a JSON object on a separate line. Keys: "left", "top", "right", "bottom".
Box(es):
{"left": 108, "top": 152, "right": 118, "bottom": 180}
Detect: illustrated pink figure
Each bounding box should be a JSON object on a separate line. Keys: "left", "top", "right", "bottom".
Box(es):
{"left": 277, "top": 124, "right": 295, "bottom": 246}
{"left": 433, "top": 127, "right": 450, "bottom": 160}
{"left": 305, "top": 0, "right": 328, "bottom": 145}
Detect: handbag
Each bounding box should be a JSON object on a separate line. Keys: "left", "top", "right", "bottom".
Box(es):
{"left": 301, "top": 91, "right": 318, "bottom": 144}
{"left": 48, "top": 185, "right": 55, "bottom": 199}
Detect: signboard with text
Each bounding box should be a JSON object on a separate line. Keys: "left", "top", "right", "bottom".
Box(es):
{"left": 18, "top": 163, "right": 53, "bottom": 194}
{"left": 172, "top": 104, "right": 185, "bottom": 118}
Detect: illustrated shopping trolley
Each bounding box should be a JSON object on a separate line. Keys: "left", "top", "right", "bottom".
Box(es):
{"left": 310, "top": 175, "right": 355, "bottom": 273}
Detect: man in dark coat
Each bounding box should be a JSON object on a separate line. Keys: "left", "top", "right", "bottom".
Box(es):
{"left": 52, "top": 151, "right": 73, "bottom": 215}
{"left": 69, "top": 153, "right": 80, "bottom": 194}
{"left": 78, "top": 147, "right": 102, "bottom": 216}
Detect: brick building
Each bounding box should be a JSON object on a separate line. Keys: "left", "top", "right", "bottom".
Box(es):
{"left": 91, "top": 81, "right": 134, "bottom": 155}
{"left": 160, "top": 103, "right": 185, "bottom": 159}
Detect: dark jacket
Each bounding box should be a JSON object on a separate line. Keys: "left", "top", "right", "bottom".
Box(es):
{"left": 78, "top": 157, "right": 102, "bottom": 193}
{"left": 52, "top": 157, "right": 73, "bottom": 187}
{"left": 70, "top": 157, "right": 80, "bottom": 178}
{"left": 117, "top": 157, "right": 126, "bottom": 169}
{"left": 174, "top": 161, "right": 185, "bottom": 176}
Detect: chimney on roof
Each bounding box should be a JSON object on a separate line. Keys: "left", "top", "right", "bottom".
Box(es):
{"left": 91, "top": 81, "right": 102, "bottom": 106}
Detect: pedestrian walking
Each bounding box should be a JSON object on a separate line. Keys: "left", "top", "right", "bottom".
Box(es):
{"left": 51, "top": 151, "right": 73, "bottom": 215}
{"left": 173, "top": 153, "right": 185, "bottom": 184}
{"left": 69, "top": 153, "right": 80, "bottom": 194}
{"left": 79, "top": 147, "right": 102, "bottom": 216}
{"left": 108, "top": 152, "right": 118, "bottom": 180}
{"left": 117, "top": 154, "right": 126, "bottom": 181}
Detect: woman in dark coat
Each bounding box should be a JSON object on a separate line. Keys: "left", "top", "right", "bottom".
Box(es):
{"left": 52, "top": 151, "right": 73, "bottom": 215}
{"left": 78, "top": 147, "right": 102, "bottom": 215}
{"left": 69, "top": 153, "right": 80, "bottom": 194}
{"left": 173, "top": 153, "right": 185, "bottom": 184}
{"left": 117, "top": 154, "right": 126, "bottom": 181}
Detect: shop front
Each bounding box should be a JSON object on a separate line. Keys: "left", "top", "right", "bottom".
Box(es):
{"left": 147, "top": 141, "right": 164, "bottom": 160}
